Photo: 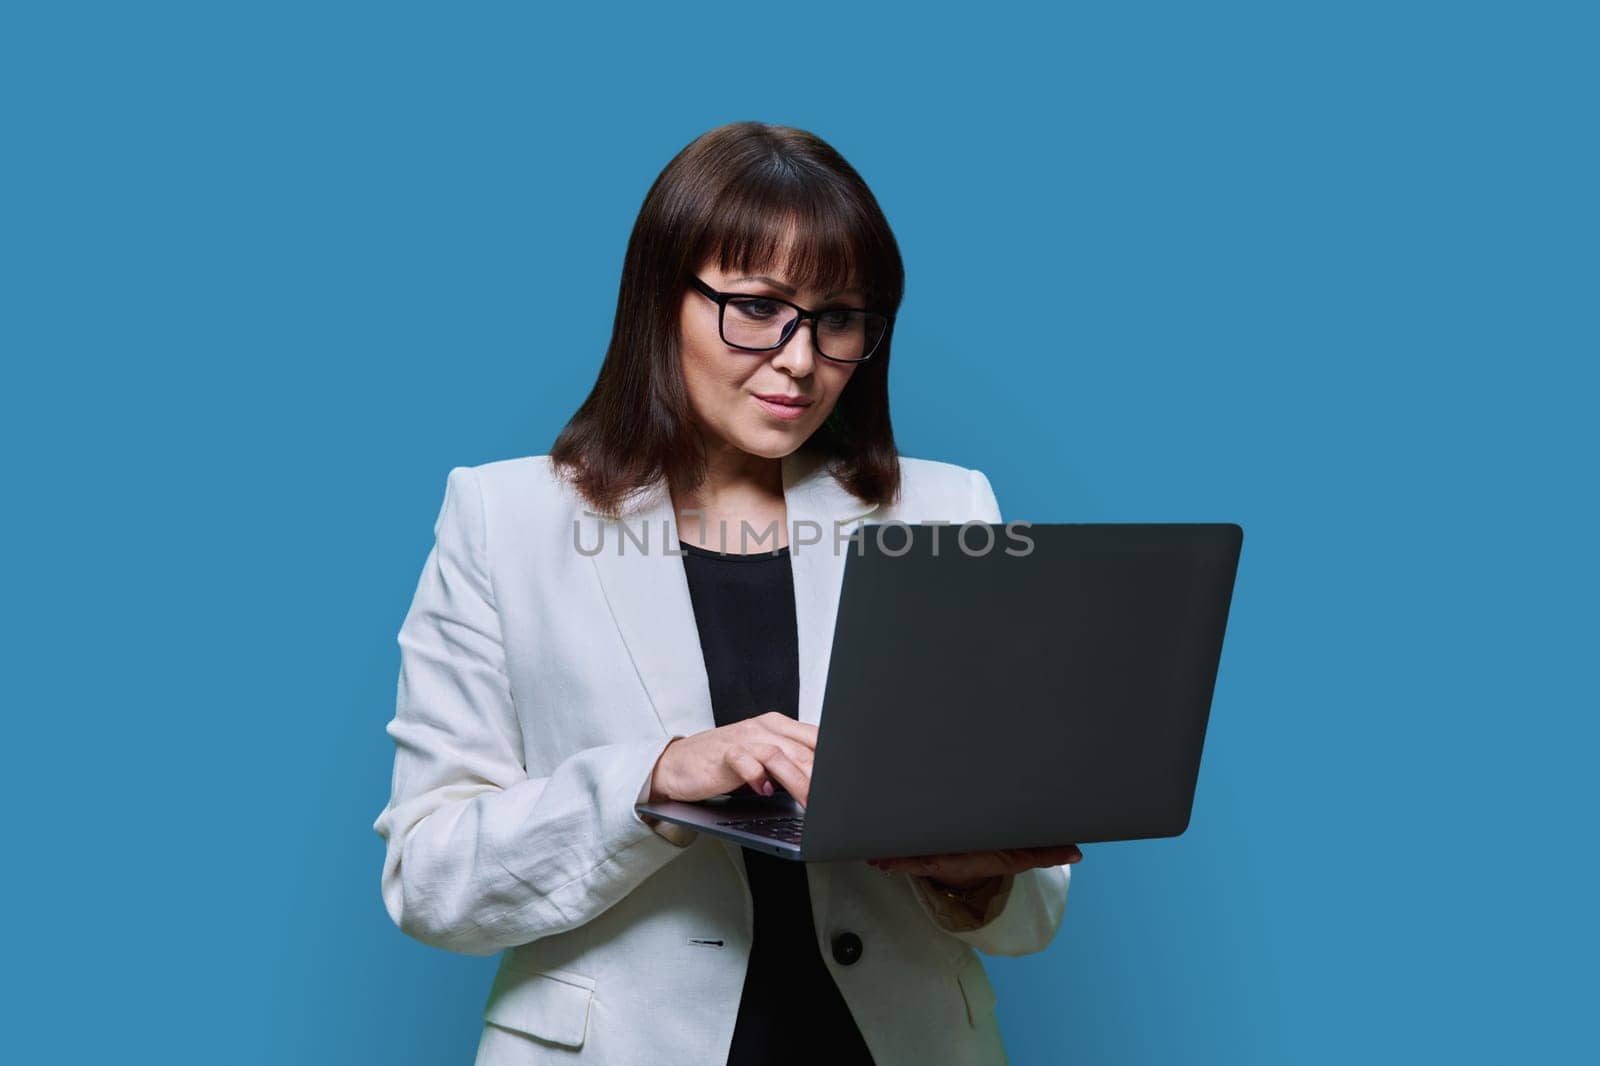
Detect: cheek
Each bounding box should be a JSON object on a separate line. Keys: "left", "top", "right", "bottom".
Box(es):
{"left": 682, "top": 348, "right": 743, "bottom": 396}
{"left": 678, "top": 318, "right": 732, "bottom": 393}
{"left": 679, "top": 345, "right": 748, "bottom": 421}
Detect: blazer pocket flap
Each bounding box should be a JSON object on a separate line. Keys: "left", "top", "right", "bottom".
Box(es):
{"left": 483, "top": 968, "right": 596, "bottom": 1049}
{"left": 955, "top": 956, "right": 997, "bottom": 1026}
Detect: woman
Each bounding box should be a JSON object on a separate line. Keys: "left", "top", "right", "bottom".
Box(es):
{"left": 373, "top": 122, "right": 1081, "bottom": 1066}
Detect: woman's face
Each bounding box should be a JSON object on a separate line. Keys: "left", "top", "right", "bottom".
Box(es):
{"left": 678, "top": 255, "right": 863, "bottom": 462}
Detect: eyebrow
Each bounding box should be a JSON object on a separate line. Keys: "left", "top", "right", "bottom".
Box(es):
{"left": 731, "top": 275, "right": 864, "bottom": 300}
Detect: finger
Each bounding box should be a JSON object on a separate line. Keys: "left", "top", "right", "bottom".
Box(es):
{"left": 725, "top": 747, "right": 776, "bottom": 795}
{"left": 996, "top": 849, "right": 1047, "bottom": 874}
{"left": 875, "top": 854, "right": 950, "bottom": 875}
{"left": 740, "top": 740, "right": 812, "bottom": 793}
{"left": 758, "top": 749, "right": 812, "bottom": 808}
{"left": 1020, "top": 845, "right": 1083, "bottom": 865}
{"left": 752, "top": 735, "right": 815, "bottom": 780}
{"left": 884, "top": 851, "right": 1015, "bottom": 878}
{"left": 961, "top": 848, "right": 1069, "bottom": 874}
{"left": 756, "top": 712, "right": 820, "bottom": 752}
{"left": 782, "top": 739, "right": 816, "bottom": 778}
{"left": 909, "top": 857, "right": 995, "bottom": 881}
{"left": 876, "top": 845, "right": 1082, "bottom": 876}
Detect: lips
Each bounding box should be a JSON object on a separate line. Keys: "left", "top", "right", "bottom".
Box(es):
{"left": 752, "top": 394, "right": 813, "bottom": 421}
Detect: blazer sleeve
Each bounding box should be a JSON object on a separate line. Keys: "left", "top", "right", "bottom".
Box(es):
{"left": 906, "top": 466, "right": 1074, "bottom": 957}
{"left": 372, "top": 466, "right": 695, "bottom": 957}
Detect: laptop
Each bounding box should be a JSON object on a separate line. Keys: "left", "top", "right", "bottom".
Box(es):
{"left": 635, "top": 521, "right": 1243, "bottom": 862}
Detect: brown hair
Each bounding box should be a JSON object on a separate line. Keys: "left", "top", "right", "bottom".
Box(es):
{"left": 549, "top": 121, "right": 905, "bottom": 517}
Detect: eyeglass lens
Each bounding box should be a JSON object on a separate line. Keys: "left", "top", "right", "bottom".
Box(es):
{"left": 723, "top": 297, "right": 887, "bottom": 361}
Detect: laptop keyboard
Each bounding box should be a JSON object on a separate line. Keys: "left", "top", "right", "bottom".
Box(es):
{"left": 714, "top": 814, "right": 805, "bottom": 844}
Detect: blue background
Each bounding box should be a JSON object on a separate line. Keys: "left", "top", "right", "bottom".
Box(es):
{"left": 5, "top": 2, "right": 1593, "bottom": 1062}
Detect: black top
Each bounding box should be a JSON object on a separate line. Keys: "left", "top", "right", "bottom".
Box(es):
{"left": 678, "top": 539, "right": 876, "bottom": 1066}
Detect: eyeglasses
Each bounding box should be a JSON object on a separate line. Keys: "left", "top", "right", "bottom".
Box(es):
{"left": 687, "top": 274, "right": 891, "bottom": 364}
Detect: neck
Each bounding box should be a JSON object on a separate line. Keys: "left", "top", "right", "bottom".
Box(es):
{"left": 698, "top": 437, "right": 784, "bottom": 500}
{"left": 671, "top": 433, "right": 798, "bottom": 552}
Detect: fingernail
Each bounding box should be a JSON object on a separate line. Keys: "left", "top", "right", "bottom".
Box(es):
{"left": 761, "top": 781, "right": 773, "bottom": 795}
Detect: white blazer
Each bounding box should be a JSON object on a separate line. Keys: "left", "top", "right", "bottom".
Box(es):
{"left": 373, "top": 447, "right": 1071, "bottom": 1065}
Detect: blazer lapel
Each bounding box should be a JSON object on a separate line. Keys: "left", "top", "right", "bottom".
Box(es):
{"left": 584, "top": 476, "right": 708, "bottom": 744}
{"left": 587, "top": 448, "right": 882, "bottom": 743}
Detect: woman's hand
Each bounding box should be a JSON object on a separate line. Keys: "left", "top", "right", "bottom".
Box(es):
{"left": 649, "top": 711, "right": 817, "bottom": 805}
{"left": 867, "top": 845, "right": 1083, "bottom": 887}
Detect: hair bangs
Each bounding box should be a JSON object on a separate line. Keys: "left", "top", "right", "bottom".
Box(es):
{"left": 702, "top": 178, "right": 876, "bottom": 304}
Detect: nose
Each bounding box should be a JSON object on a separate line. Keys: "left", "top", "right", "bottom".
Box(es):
{"left": 769, "top": 317, "right": 817, "bottom": 375}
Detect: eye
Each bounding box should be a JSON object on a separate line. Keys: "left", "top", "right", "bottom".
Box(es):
{"left": 820, "top": 309, "right": 859, "bottom": 330}
{"left": 729, "top": 297, "right": 785, "bottom": 321}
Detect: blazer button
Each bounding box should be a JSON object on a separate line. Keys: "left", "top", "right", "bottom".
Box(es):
{"left": 831, "top": 931, "right": 863, "bottom": 966}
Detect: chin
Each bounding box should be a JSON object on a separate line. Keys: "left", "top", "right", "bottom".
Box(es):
{"left": 732, "top": 423, "right": 811, "bottom": 459}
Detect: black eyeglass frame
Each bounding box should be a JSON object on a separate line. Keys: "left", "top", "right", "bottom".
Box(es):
{"left": 686, "top": 274, "right": 893, "bottom": 364}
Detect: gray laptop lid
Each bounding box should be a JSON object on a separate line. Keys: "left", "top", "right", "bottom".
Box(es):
{"left": 790, "top": 521, "right": 1243, "bottom": 862}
